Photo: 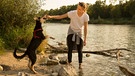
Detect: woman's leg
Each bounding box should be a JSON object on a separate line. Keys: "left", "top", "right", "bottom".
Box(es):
{"left": 77, "top": 38, "right": 83, "bottom": 68}
{"left": 67, "top": 34, "right": 75, "bottom": 63}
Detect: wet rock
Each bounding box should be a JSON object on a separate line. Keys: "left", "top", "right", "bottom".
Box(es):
{"left": 46, "top": 54, "right": 59, "bottom": 65}
{"left": 17, "top": 72, "right": 30, "bottom": 76}
{"left": 59, "top": 60, "right": 67, "bottom": 64}
{"left": 58, "top": 65, "right": 77, "bottom": 76}
{"left": 47, "top": 59, "right": 59, "bottom": 65}
{"left": 86, "top": 53, "right": 90, "bottom": 57}
{"left": 18, "top": 72, "right": 25, "bottom": 76}
{"left": 58, "top": 56, "right": 68, "bottom": 64}
{"left": 51, "top": 72, "right": 58, "bottom": 76}
{"left": 39, "top": 54, "right": 59, "bottom": 65}
{"left": 49, "top": 54, "right": 59, "bottom": 61}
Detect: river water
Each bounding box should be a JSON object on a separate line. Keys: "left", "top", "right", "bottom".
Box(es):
{"left": 44, "top": 23, "right": 135, "bottom": 76}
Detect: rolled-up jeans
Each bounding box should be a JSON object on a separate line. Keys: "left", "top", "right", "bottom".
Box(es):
{"left": 66, "top": 34, "right": 83, "bottom": 63}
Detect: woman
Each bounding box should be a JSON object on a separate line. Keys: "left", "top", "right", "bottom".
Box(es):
{"left": 46, "top": 2, "right": 89, "bottom": 69}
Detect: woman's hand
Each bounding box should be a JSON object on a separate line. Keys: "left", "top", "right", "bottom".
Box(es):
{"left": 83, "top": 39, "right": 86, "bottom": 46}
{"left": 43, "top": 14, "right": 50, "bottom": 19}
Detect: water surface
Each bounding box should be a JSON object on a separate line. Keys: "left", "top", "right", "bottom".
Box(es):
{"left": 44, "top": 23, "right": 135, "bottom": 76}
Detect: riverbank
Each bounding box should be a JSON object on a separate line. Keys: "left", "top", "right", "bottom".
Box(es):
{"left": 0, "top": 48, "right": 134, "bottom": 76}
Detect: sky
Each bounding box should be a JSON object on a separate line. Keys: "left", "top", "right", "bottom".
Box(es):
{"left": 41, "top": 0, "right": 112, "bottom": 10}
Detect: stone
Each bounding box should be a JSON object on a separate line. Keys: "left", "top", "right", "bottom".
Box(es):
{"left": 51, "top": 72, "right": 58, "bottom": 76}
{"left": 58, "top": 65, "right": 77, "bottom": 76}
{"left": 0, "top": 65, "right": 3, "bottom": 71}
{"left": 47, "top": 59, "right": 59, "bottom": 65}
{"left": 86, "top": 53, "right": 90, "bottom": 57}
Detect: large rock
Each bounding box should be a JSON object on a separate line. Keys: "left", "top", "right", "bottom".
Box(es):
{"left": 58, "top": 65, "right": 77, "bottom": 76}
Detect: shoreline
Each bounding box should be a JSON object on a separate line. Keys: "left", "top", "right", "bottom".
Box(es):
{"left": 46, "top": 19, "right": 135, "bottom": 25}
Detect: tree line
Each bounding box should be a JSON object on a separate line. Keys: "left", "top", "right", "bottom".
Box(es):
{"left": 40, "top": 0, "right": 135, "bottom": 24}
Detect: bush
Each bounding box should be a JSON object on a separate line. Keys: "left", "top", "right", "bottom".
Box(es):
{"left": 2, "top": 25, "right": 34, "bottom": 49}
{"left": 0, "top": 37, "right": 5, "bottom": 54}
{"left": 0, "top": 0, "right": 43, "bottom": 49}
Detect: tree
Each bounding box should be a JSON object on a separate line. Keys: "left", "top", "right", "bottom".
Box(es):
{"left": 90, "top": 1, "right": 106, "bottom": 19}
{"left": 125, "top": 0, "right": 135, "bottom": 18}
{"left": 0, "top": 0, "right": 40, "bottom": 33}
{"left": 110, "top": 5, "right": 121, "bottom": 18}
{"left": 0, "top": 0, "right": 41, "bottom": 48}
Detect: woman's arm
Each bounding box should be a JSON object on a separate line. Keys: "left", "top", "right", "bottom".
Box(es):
{"left": 46, "top": 13, "right": 68, "bottom": 19}
{"left": 83, "top": 22, "right": 88, "bottom": 46}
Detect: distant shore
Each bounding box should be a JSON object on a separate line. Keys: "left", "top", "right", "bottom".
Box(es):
{"left": 47, "top": 18, "right": 135, "bottom": 25}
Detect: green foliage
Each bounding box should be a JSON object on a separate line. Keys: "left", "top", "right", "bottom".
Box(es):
{"left": 110, "top": 5, "right": 121, "bottom": 18}
{"left": 0, "top": 37, "right": 4, "bottom": 53}
{"left": 0, "top": 0, "right": 41, "bottom": 49}
{"left": 2, "top": 25, "right": 34, "bottom": 49}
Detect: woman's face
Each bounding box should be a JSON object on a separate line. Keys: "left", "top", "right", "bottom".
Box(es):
{"left": 77, "top": 5, "right": 85, "bottom": 14}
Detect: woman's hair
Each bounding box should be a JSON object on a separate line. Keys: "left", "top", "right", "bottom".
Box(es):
{"left": 78, "top": 2, "right": 88, "bottom": 12}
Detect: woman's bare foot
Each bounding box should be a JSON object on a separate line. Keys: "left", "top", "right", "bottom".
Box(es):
{"left": 67, "top": 62, "right": 72, "bottom": 65}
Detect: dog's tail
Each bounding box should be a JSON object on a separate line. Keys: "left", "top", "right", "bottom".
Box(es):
{"left": 13, "top": 48, "right": 27, "bottom": 59}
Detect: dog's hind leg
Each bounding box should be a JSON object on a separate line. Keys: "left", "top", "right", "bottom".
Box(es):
{"left": 28, "top": 59, "right": 31, "bottom": 70}
{"left": 28, "top": 52, "right": 38, "bottom": 74}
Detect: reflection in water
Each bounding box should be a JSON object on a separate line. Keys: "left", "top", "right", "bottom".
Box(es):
{"left": 78, "top": 69, "right": 84, "bottom": 76}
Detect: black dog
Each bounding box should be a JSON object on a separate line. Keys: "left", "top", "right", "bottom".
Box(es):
{"left": 13, "top": 17, "right": 46, "bottom": 73}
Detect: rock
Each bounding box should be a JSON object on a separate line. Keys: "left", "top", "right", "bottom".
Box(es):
{"left": 58, "top": 65, "right": 77, "bottom": 76}
{"left": 59, "top": 60, "right": 67, "bottom": 64}
{"left": 1, "top": 64, "right": 11, "bottom": 71}
{"left": 0, "top": 65, "right": 3, "bottom": 71}
{"left": 86, "top": 53, "right": 90, "bottom": 57}
{"left": 51, "top": 72, "right": 58, "bottom": 76}
{"left": 18, "top": 72, "right": 25, "bottom": 76}
{"left": 17, "top": 72, "right": 30, "bottom": 76}
{"left": 47, "top": 59, "right": 59, "bottom": 65}
{"left": 49, "top": 54, "right": 59, "bottom": 61}
{"left": 58, "top": 56, "right": 68, "bottom": 64}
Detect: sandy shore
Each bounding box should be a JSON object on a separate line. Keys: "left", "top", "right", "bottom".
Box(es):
{"left": 0, "top": 51, "right": 50, "bottom": 76}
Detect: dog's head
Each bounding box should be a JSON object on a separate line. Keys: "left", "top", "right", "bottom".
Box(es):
{"left": 34, "top": 17, "right": 46, "bottom": 23}
{"left": 40, "top": 17, "right": 46, "bottom": 23}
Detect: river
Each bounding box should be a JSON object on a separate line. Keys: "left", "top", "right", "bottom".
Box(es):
{"left": 44, "top": 23, "right": 135, "bottom": 76}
